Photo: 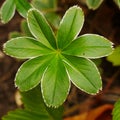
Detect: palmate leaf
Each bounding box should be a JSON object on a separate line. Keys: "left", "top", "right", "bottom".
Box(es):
{"left": 63, "top": 34, "right": 113, "bottom": 59}
{"left": 62, "top": 55, "right": 102, "bottom": 94}
{"left": 3, "top": 6, "right": 113, "bottom": 107}
{"left": 2, "top": 87, "right": 63, "bottom": 120}
{"left": 0, "top": 0, "right": 16, "bottom": 23}
{"left": 57, "top": 6, "right": 84, "bottom": 49}
{"left": 41, "top": 55, "right": 70, "bottom": 107}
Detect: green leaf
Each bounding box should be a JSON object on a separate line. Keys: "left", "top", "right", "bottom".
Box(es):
{"left": 0, "top": 0, "right": 16, "bottom": 23}
{"left": 2, "top": 87, "right": 63, "bottom": 120}
{"left": 21, "top": 20, "right": 33, "bottom": 37}
{"left": 21, "top": 86, "right": 63, "bottom": 120}
{"left": 27, "top": 8, "right": 57, "bottom": 49}
{"left": 2, "top": 109, "right": 50, "bottom": 120}
{"left": 8, "top": 31, "right": 21, "bottom": 39}
{"left": 31, "top": 0, "right": 60, "bottom": 29}
{"left": 4, "top": 37, "right": 53, "bottom": 59}
{"left": 107, "top": 46, "right": 120, "bottom": 66}
{"left": 45, "top": 12, "right": 61, "bottom": 29}
{"left": 63, "top": 34, "right": 113, "bottom": 59}
{"left": 114, "top": 0, "right": 120, "bottom": 8}
{"left": 15, "top": 55, "right": 54, "bottom": 91}
{"left": 112, "top": 100, "right": 120, "bottom": 120}
{"left": 63, "top": 55, "right": 102, "bottom": 94}
{"left": 41, "top": 55, "right": 70, "bottom": 107}
{"left": 57, "top": 6, "right": 84, "bottom": 49}
{"left": 31, "top": 0, "right": 57, "bottom": 11}
{"left": 86, "top": 0, "right": 104, "bottom": 10}
{"left": 15, "top": 0, "right": 32, "bottom": 18}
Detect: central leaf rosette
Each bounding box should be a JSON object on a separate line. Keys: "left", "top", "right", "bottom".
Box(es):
{"left": 4, "top": 6, "right": 113, "bottom": 107}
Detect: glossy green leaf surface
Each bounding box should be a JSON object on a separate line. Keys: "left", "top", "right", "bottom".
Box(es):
{"left": 107, "top": 46, "right": 120, "bottom": 66}
{"left": 0, "top": 0, "right": 15, "bottom": 23}
{"left": 86, "top": 0, "right": 104, "bottom": 10}
{"left": 57, "top": 6, "right": 84, "bottom": 49}
{"left": 112, "top": 100, "right": 120, "bottom": 120}
{"left": 41, "top": 55, "right": 70, "bottom": 107}
{"left": 63, "top": 34, "right": 113, "bottom": 59}
{"left": 15, "top": 0, "right": 32, "bottom": 18}
{"left": 27, "top": 9, "right": 57, "bottom": 49}
{"left": 114, "top": 0, "right": 120, "bottom": 8}
{"left": 15, "top": 55, "right": 54, "bottom": 91}
{"left": 4, "top": 37, "right": 53, "bottom": 59}
{"left": 63, "top": 55, "right": 102, "bottom": 94}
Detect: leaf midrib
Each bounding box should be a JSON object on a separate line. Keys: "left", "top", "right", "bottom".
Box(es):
{"left": 63, "top": 57, "right": 98, "bottom": 90}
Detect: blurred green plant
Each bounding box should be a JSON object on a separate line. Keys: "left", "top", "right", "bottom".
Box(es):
{"left": 31, "top": 0, "right": 61, "bottom": 29}
{"left": 2, "top": 86, "right": 63, "bottom": 120}
{"left": 84, "top": 0, "right": 120, "bottom": 10}
{"left": 112, "top": 99, "right": 120, "bottom": 120}
{"left": 107, "top": 46, "right": 120, "bottom": 66}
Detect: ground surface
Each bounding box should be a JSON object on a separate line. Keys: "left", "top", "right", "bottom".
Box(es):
{"left": 0, "top": 0, "right": 120, "bottom": 119}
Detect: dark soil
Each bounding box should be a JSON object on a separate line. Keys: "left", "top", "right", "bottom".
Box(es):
{"left": 0, "top": 0, "right": 120, "bottom": 119}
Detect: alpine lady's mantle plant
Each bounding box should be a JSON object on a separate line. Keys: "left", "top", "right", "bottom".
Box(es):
{"left": 4, "top": 6, "right": 113, "bottom": 107}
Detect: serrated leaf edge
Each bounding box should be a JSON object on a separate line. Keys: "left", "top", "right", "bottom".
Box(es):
{"left": 63, "top": 57, "right": 102, "bottom": 95}
{"left": 27, "top": 8, "right": 57, "bottom": 50}
{"left": 3, "top": 36, "right": 43, "bottom": 59}
{"left": 41, "top": 61, "right": 71, "bottom": 108}
{"left": 57, "top": 5, "right": 84, "bottom": 46}
{"left": 0, "top": 0, "right": 16, "bottom": 23}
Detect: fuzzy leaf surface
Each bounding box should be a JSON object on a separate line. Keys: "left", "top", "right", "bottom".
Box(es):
{"left": 63, "top": 34, "right": 113, "bottom": 59}
{"left": 4, "top": 37, "right": 53, "bottom": 59}
{"left": 57, "top": 6, "right": 84, "bottom": 49}
{"left": 86, "top": 0, "right": 104, "bottom": 10}
{"left": 15, "top": 0, "right": 32, "bottom": 18}
{"left": 27, "top": 9, "right": 57, "bottom": 49}
{"left": 63, "top": 55, "right": 102, "bottom": 94}
{"left": 112, "top": 100, "right": 120, "bottom": 120}
{"left": 0, "top": 0, "right": 15, "bottom": 23}
{"left": 41, "top": 55, "right": 70, "bottom": 107}
{"left": 15, "top": 55, "right": 54, "bottom": 91}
